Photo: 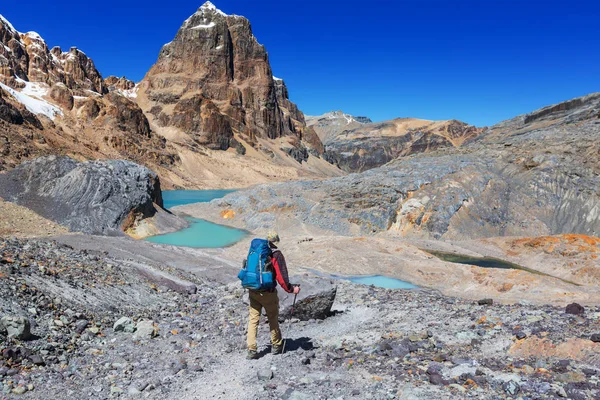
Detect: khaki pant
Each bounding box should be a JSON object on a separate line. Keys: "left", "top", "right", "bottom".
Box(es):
{"left": 247, "top": 290, "right": 283, "bottom": 351}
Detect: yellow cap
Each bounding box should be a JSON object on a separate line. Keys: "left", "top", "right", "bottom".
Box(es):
{"left": 267, "top": 231, "right": 280, "bottom": 243}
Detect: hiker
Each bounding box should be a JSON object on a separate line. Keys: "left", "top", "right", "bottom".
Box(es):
{"left": 240, "top": 232, "right": 300, "bottom": 360}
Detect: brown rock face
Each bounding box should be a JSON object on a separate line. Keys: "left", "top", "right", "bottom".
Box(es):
{"left": 49, "top": 83, "right": 74, "bottom": 110}
{"left": 0, "top": 21, "right": 105, "bottom": 94}
{"left": 105, "top": 76, "right": 135, "bottom": 91}
{"left": 140, "top": 2, "right": 321, "bottom": 155}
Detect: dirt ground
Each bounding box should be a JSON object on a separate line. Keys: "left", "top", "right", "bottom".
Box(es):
{"left": 0, "top": 198, "right": 68, "bottom": 238}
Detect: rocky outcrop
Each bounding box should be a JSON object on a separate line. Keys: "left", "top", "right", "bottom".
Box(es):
{"left": 139, "top": 2, "right": 322, "bottom": 157}
{"left": 308, "top": 114, "right": 483, "bottom": 172}
{"left": 0, "top": 18, "right": 105, "bottom": 94}
{"left": 0, "top": 156, "right": 173, "bottom": 235}
{"left": 105, "top": 76, "right": 135, "bottom": 91}
{"left": 200, "top": 92, "right": 600, "bottom": 239}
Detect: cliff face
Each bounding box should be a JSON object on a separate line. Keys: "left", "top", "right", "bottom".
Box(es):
{"left": 139, "top": 2, "right": 322, "bottom": 155}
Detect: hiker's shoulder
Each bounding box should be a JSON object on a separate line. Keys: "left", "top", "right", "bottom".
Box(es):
{"left": 271, "top": 249, "right": 283, "bottom": 257}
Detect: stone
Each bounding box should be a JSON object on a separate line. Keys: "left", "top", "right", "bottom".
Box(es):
{"left": 74, "top": 319, "right": 89, "bottom": 334}
{"left": 113, "top": 317, "right": 136, "bottom": 333}
{"left": 515, "top": 331, "right": 527, "bottom": 340}
{"left": 590, "top": 334, "right": 600, "bottom": 343}
{"left": 110, "top": 386, "right": 124, "bottom": 395}
{"left": 134, "top": 320, "right": 157, "bottom": 339}
{"left": 556, "top": 372, "right": 586, "bottom": 383}
{"left": 478, "top": 299, "right": 493, "bottom": 305}
{"left": 12, "top": 386, "right": 27, "bottom": 395}
{"left": 0, "top": 316, "right": 32, "bottom": 340}
{"left": 503, "top": 380, "right": 520, "bottom": 396}
{"left": 429, "top": 373, "right": 444, "bottom": 385}
{"left": 283, "top": 288, "right": 337, "bottom": 321}
{"left": 29, "top": 355, "right": 44, "bottom": 366}
{"left": 257, "top": 370, "right": 273, "bottom": 381}
{"left": 565, "top": 303, "right": 585, "bottom": 315}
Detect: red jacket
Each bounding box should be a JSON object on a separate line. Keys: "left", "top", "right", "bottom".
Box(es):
{"left": 271, "top": 250, "right": 294, "bottom": 293}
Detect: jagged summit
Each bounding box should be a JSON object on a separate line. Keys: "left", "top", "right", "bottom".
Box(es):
{"left": 198, "top": 1, "right": 228, "bottom": 16}
{"left": 140, "top": 3, "right": 323, "bottom": 155}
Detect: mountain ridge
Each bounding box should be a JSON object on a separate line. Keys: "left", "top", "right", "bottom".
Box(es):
{"left": 0, "top": 5, "right": 342, "bottom": 188}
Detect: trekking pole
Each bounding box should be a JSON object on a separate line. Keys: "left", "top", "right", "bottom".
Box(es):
{"left": 282, "top": 290, "right": 298, "bottom": 354}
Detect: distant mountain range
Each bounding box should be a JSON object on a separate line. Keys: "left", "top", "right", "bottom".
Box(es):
{"left": 307, "top": 111, "right": 483, "bottom": 172}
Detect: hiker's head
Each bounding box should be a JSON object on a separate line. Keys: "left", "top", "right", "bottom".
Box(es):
{"left": 267, "top": 231, "right": 280, "bottom": 244}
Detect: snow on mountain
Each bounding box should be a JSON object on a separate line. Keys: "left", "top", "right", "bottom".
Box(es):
{"left": 0, "top": 82, "right": 62, "bottom": 120}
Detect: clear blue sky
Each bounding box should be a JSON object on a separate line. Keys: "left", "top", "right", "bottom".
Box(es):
{"left": 2, "top": 0, "right": 599, "bottom": 126}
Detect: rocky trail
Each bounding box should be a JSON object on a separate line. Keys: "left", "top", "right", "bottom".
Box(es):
{"left": 1, "top": 238, "right": 600, "bottom": 399}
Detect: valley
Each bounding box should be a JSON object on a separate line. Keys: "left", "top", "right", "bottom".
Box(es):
{"left": 0, "top": 1, "right": 599, "bottom": 399}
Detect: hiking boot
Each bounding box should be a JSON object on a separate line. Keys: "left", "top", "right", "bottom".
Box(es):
{"left": 246, "top": 350, "right": 258, "bottom": 360}
{"left": 271, "top": 345, "right": 283, "bottom": 355}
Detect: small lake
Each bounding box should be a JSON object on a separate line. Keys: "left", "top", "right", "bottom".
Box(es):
{"left": 348, "top": 275, "right": 418, "bottom": 289}
{"left": 147, "top": 190, "right": 246, "bottom": 248}
{"left": 162, "top": 190, "right": 235, "bottom": 210}
{"left": 146, "top": 217, "right": 247, "bottom": 248}
{"left": 424, "top": 250, "right": 526, "bottom": 270}
{"left": 307, "top": 269, "right": 418, "bottom": 289}
{"left": 425, "top": 249, "right": 580, "bottom": 286}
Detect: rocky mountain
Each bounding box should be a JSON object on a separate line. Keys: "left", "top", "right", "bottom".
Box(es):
{"left": 0, "top": 6, "right": 341, "bottom": 190}
{"left": 187, "top": 91, "right": 600, "bottom": 240}
{"left": 136, "top": 2, "right": 325, "bottom": 166}
{"left": 307, "top": 111, "right": 483, "bottom": 172}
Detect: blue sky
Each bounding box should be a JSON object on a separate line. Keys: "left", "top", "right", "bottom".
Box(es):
{"left": 2, "top": 0, "right": 599, "bottom": 126}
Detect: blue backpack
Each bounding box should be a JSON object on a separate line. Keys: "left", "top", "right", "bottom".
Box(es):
{"left": 238, "top": 239, "right": 276, "bottom": 290}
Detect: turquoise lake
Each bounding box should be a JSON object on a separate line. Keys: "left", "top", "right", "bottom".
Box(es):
{"left": 146, "top": 190, "right": 247, "bottom": 248}
{"left": 161, "top": 190, "right": 235, "bottom": 210}
{"left": 307, "top": 269, "right": 417, "bottom": 289}
{"left": 146, "top": 217, "right": 247, "bottom": 248}
{"left": 348, "top": 275, "right": 418, "bottom": 289}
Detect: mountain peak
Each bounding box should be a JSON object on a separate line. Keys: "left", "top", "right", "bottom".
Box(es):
{"left": 199, "top": 1, "right": 228, "bottom": 17}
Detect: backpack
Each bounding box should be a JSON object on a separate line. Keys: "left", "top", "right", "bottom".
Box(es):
{"left": 238, "top": 238, "right": 276, "bottom": 290}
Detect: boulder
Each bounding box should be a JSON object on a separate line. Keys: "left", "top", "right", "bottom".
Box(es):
{"left": 0, "top": 316, "right": 32, "bottom": 340}
{"left": 283, "top": 288, "right": 337, "bottom": 321}
{"left": 565, "top": 303, "right": 585, "bottom": 316}
{"left": 0, "top": 156, "right": 165, "bottom": 235}
{"left": 134, "top": 320, "right": 157, "bottom": 339}
{"left": 113, "top": 317, "right": 136, "bottom": 333}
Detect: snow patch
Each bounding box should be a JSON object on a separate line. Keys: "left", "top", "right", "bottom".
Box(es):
{"left": 0, "top": 82, "right": 62, "bottom": 120}
{"left": 2, "top": 44, "right": 11, "bottom": 53}
{"left": 215, "top": 44, "right": 223, "bottom": 50}
{"left": 119, "top": 84, "right": 139, "bottom": 99}
{"left": 200, "top": 1, "right": 228, "bottom": 16}
{"left": 24, "top": 31, "right": 43, "bottom": 40}
{"left": 20, "top": 80, "right": 50, "bottom": 98}
{"left": 191, "top": 22, "right": 216, "bottom": 29}
{"left": 273, "top": 76, "right": 283, "bottom": 81}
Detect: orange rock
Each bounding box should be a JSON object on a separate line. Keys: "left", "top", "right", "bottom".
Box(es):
{"left": 220, "top": 209, "right": 236, "bottom": 219}
{"left": 509, "top": 337, "right": 600, "bottom": 365}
